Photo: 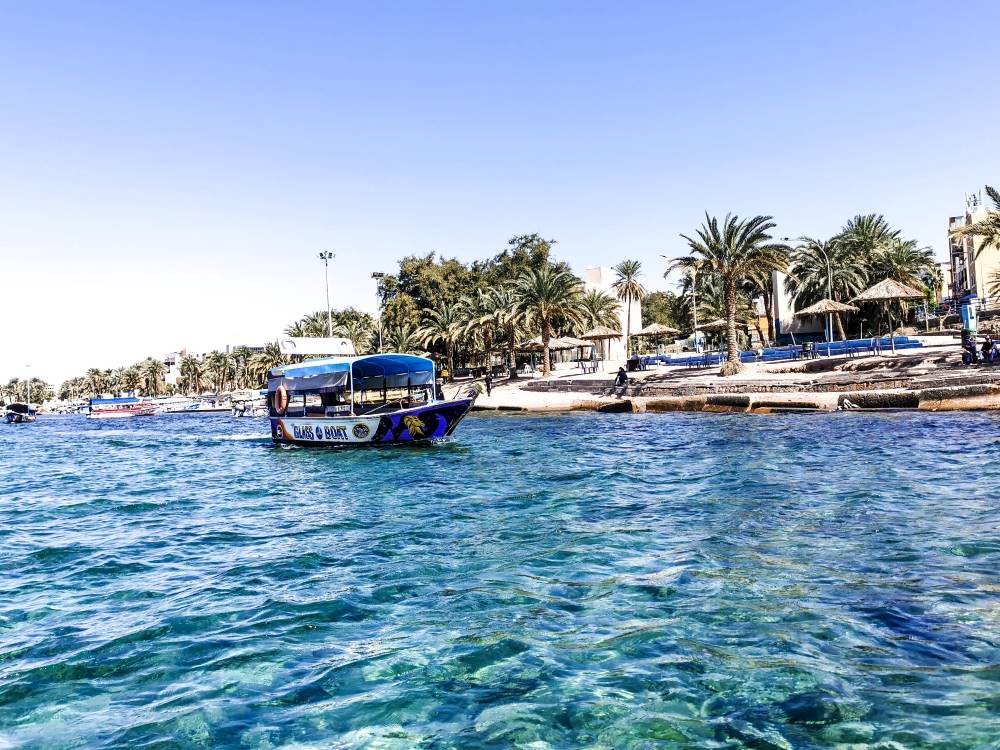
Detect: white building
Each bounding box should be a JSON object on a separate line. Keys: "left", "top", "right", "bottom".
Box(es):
{"left": 583, "top": 266, "right": 642, "bottom": 362}
{"left": 770, "top": 271, "right": 822, "bottom": 340}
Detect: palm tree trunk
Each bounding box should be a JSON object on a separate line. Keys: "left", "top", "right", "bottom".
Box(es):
{"left": 541, "top": 319, "right": 551, "bottom": 377}
{"left": 625, "top": 298, "right": 632, "bottom": 358}
{"left": 720, "top": 279, "right": 744, "bottom": 376}
{"left": 833, "top": 311, "right": 846, "bottom": 341}
{"left": 447, "top": 342, "right": 455, "bottom": 382}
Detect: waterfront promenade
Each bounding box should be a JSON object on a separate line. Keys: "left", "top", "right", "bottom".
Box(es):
{"left": 463, "top": 335, "right": 1000, "bottom": 414}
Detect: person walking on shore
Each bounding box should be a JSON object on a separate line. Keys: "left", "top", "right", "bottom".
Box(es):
{"left": 484, "top": 372, "right": 493, "bottom": 396}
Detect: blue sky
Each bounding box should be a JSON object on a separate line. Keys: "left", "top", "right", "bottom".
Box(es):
{"left": 2, "top": 1, "right": 998, "bottom": 383}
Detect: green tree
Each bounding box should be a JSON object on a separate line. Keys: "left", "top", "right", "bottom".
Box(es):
{"left": 204, "top": 351, "right": 233, "bottom": 393}
{"left": 673, "top": 214, "right": 788, "bottom": 376}
{"left": 515, "top": 265, "right": 585, "bottom": 377}
{"left": 417, "top": 303, "right": 464, "bottom": 379}
{"left": 611, "top": 260, "right": 646, "bottom": 357}
{"left": 84, "top": 368, "right": 107, "bottom": 398}
{"left": 785, "top": 237, "right": 867, "bottom": 341}
{"left": 641, "top": 290, "right": 684, "bottom": 330}
{"left": 179, "top": 355, "right": 205, "bottom": 395}
{"left": 386, "top": 323, "right": 422, "bottom": 355}
{"left": 121, "top": 366, "right": 142, "bottom": 395}
{"left": 247, "top": 343, "right": 284, "bottom": 387}
{"left": 141, "top": 358, "right": 167, "bottom": 396}
{"left": 579, "top": 289, "right": 622, "bottom": 332}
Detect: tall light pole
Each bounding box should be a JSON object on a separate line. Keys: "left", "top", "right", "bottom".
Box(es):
{"left": 371, "top": 272, "right": 385, "bottom": 353}
{"left": 317, "top": 252, "right": 335, "bottom": 337}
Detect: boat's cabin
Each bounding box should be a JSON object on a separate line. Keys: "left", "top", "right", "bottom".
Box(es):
{"left": 90, "top": 397, "right": 146, "bottom": 411}
{"left": 267, "top": 354, "right": 437, "bottom": 418}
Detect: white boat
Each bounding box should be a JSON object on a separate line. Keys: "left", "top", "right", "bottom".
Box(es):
{"left": 157, "top": 399, "right": 230, "bottom": 415}
{"left": 87, "top": 397, "right": 157, "bottom": 419}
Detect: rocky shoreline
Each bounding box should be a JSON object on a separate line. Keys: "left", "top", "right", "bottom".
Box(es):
{"left": 468, "top": 350, "right": 1000, "bottom": 415}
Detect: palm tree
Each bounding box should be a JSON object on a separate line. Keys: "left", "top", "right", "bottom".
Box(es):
{"left": 417, "top": 303, "right": 463, "bottom": 380}
{"left": 785, "top": 237, "right": 867, "bottom": 341}
{"left": 141, "top": 358, "right": 167, "bottom": 396}
{"left": 121, "top": 366, "right": 142, "bottom": 395}
{"left": 204, "top": 351, "right": 233, "bottom": 393}
{"left": 284, "top": 320, "right": 308, "bottom": 337}
{"left": 578, "top": 289, "right": 621, "bottom": 332}
{"left": 950, "top": 186, "right": 1000, "bottom": 258}
{"left": 457, "top": 289, "right": 495, "bottom": 369}
{"left": 838, "top": 214, "right": 900, "bottom": 261}
{"left": 515, "top": 265, "right": 585, "bottom": 377}
{"left": 179, "top": 355, "right": 205, "bottom": 395}
{"left": 673, "top": 213, "right": 788, "bottom": 376}
{"left": 84, "top": 368, "right": 107, "bottom": 398}
{"left": 386, "top": 323, "right": 422, "bottom": 355}
{"left": 336, "top": 318, "right": 372, "bottom": 355}
{"left": 870, "top": 239, "right": 935, "bottom": 289}
{"left": 247, "top": 343, "right": 284, "bottom": 387}
{"left": 231, "top": 347, "right": 253, "bottom": 389}
{"left": 611, "top": 260, "right": 646, "bottom": 358}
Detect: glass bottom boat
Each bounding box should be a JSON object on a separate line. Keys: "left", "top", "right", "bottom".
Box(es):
{"left": 267, "top": 353, "right": 476, "bottom": 447}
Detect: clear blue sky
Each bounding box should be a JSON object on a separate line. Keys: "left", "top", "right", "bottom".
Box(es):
{"left": 3, "top": 1, "right": 998, "bottom": 384}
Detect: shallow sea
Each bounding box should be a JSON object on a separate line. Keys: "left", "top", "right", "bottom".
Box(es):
{"left": 1, "top": 411, "right": 999, "bottom": 749}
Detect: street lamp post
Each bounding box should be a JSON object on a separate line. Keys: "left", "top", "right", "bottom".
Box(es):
{"left": 371, "top": 272, "right": 386, "bottom": 353}
{"left": 317, "top": 252, "right": 335, "bottom": 337}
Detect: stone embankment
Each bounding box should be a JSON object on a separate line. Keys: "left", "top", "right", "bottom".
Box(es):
{"left": 482, "top": 364, "right": 1000, "bottom": 414}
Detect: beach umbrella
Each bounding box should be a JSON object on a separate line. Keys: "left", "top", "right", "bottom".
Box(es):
{"left": 794, "top": 299, "right": 859, "bottom": 343}
{"left": 555, "top": 336, "right": 596, "bottom": 367}
{"left": 851, "top": 279, "right": 925, "bottom": 353}
{"left": 634, "top": 322, "right": 680, "bottom": 354}
{"left": 580, "top": 325, "right": 622, "bottom": 366}
{"left": 696, "top": 319, "right": 749, "bottom": 354}
{"left": 635, "top": 322, "right": 680, "bottom": 336}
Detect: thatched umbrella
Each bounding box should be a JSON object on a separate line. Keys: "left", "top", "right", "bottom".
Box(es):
{"left": 851, "top": 279, "right": 925, "bottom": 353}
{"left": 794, "top": 299, "right": 859, "bottom": 343}
{"left": 635, "top": 322, "right": 680, "bottom": 354}
{"left": 580, "top": 325, "right": 622, "bottom": 366}
{"left": 696, "top": 319, "right": 749, "bottom": 354}
{"left": 695, "top": 318, "right": 735, "bottom": 332}
{"left": 518, "top": 336, "right": 576, "bottom": 371}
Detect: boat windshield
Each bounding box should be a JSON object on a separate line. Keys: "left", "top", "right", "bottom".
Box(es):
{"left": 267, "top": 354, "right": 436, "bottom": 417}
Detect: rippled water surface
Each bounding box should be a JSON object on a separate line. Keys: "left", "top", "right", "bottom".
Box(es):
{"left": 2, "top": 412, "right": 999, "bottom": 749}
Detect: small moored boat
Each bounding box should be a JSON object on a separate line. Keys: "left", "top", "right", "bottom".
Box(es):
{"left": 87, "top": 397, "right": 157, "bottom": 419}
{"left": 4, "top": 403, "right": 36, "bottom": 424}
{"left": 267, "top": 353, "right": 475, "bottom": 447}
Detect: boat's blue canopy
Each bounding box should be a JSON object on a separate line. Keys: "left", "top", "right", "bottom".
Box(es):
{"left": 268, "top": 354, "right": 435, "bottom": 394}
{"left": 91, "top": 397, "right": 141, "bottom": 405}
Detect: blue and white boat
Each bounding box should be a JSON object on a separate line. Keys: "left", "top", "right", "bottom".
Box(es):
{"left": 267, "top": 354, "right": 476, "bottom": 447}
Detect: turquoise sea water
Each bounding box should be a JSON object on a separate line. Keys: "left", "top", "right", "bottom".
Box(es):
{"left": 1, "top": 412, "right": 999, "bottom": 749}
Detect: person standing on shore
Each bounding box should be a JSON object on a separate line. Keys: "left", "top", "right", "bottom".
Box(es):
{"left": 484, "top": 372, "right": 493, "bottom": 396}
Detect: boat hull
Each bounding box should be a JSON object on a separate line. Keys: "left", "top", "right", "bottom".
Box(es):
{"left": 4, "top": 413, "right": 36, "bottom": 424}
{"left": 270, "top": 397, "right": 475, "bottom": 447}
{"left": 87, "top": 409, "right": 157, "bottom": 419}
